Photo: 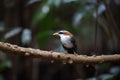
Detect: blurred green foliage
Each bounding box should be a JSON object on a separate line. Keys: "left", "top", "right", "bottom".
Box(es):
{"left": 0, "top": 0, "right": 120, "bottom": 80}
{"left": 0, "top": 60, "right": 12, "bottom": 71}
{"left": 31, "top": 0, "right": 96, "bottom": 49}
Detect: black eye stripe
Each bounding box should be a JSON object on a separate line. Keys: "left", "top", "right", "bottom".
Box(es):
{"left": 59, "top": 32, "right": 63, "bottom": 34}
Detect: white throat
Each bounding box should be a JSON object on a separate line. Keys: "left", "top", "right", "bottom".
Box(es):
{"left": 59, "top": 35, "right": 73, "bottom": 48}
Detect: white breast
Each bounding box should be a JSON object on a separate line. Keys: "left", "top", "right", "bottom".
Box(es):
{"left": 60, "top": 35, "right": 73, "bottom": 48}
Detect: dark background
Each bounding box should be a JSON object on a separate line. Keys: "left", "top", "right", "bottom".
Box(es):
{"left": 0, "top": 0, "right": 120, "bottom": 80}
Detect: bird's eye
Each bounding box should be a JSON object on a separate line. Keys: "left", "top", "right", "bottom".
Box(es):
{"left": 59, "top": 32, "right": 63, "bottom": 34}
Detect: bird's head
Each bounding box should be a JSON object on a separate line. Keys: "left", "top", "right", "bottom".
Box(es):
{"left": 53, "top": 30, "right": 73, "bottom": 38}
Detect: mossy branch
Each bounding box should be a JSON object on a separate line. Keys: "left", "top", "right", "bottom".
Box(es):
{"left": 0, "top": 42, "right": 120, "bottom": 64}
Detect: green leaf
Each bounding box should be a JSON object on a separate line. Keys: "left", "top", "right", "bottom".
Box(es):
{"left": 36, "top": 30, "right": 52, "bottom": 49}
{"left": 31, "top": 3, "right": 51, "bottom": 26}
{"left": 0, "top": 60, "right": 12, "bottom": 70}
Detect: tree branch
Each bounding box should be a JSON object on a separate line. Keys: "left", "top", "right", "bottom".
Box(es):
{"left": 0, "top": 42, "right": 120, "bottom": 64}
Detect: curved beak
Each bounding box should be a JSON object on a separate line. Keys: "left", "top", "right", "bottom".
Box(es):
{"left": 53, "top": 32, "right": 59, "bottom": 36}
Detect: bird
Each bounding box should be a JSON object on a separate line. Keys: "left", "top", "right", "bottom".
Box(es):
{"left": 53, "top": 30, "right": 95, "bottom": 78}
{"left": 53, "top": 30, "right": 78, "bottom": 54}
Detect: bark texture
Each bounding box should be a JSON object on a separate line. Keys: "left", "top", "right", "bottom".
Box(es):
{"left": 0, "top": 42, "right": 120, "bottom": 64}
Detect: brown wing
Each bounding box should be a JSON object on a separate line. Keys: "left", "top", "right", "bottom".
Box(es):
{"left": 70, "top": 36, "right": 78, "bottom": 53}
